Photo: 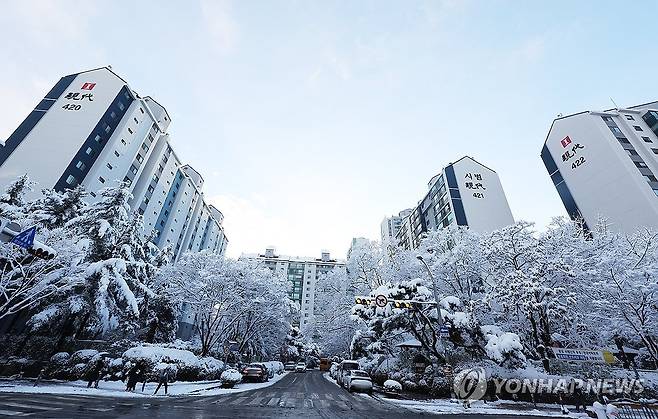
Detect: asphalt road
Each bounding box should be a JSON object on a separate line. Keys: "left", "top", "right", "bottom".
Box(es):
{"left": 0, "top": 371, "right": 555, "bottom": 418}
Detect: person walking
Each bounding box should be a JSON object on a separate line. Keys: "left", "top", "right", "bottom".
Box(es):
{"left": 86, "top": 358, "right": 104, "bottom": 388}
{"left": 153, "top": 367, "right": 170, "bottom": 396}
{"left": 125, "top": 363, "right": 141, "bottom": 392}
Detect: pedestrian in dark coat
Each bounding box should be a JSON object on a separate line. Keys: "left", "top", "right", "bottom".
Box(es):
{"left": 153, "top": 368, "right": 170, "bottom": 395}
{"left": 125, "top": 364, "right": 141, "bottom": 391}
{"left": 86, "top": 358, "right": 104, "bottom": 388}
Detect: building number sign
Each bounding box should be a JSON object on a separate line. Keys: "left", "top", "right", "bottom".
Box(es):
{"left": 61, "top": 82, "right": 95, "bottom": 112}
{"left": 560, "top": 136, "right": 586, "bottom": 170}
{"left": 464, "top": 173, "right": 486, "bottom": 199}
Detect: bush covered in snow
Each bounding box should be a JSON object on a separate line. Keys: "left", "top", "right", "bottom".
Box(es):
{"left": 263, "top": 361, "right": 284, "bottom": 375}
{"left": 220, "top": 368, "right": 242, "bottom": 388}
{"left": 122, "top": 344, "right": 225, "bottom": 381}
{"left": 384, "top": 379, "right": 402, "bottom": 391}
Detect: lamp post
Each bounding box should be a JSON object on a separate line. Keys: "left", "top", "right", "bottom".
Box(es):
{"left": 416, "top": 255, "right": 443, "bottom": 330}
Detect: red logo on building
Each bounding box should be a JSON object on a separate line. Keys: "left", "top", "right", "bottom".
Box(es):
{"left": 561, "top": 136, "right": 572, "bottom": 148}
{"left": 81, "top": 82, "right": 96, "bottom": 90}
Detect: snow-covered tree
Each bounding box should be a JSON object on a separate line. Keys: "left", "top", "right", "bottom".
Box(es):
{"left": 159, "top": 252, "right": 292, "bottom": 358}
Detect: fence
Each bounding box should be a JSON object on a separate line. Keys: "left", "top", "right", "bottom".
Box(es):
{"left": 617, "top": 400, "right": 658, "bottom": 419}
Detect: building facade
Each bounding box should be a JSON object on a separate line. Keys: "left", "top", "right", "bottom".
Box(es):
{"left": 541, "top": 101, "right": 658, "bottom": 234}
{"left": 395, "top": 156, "right": 515, "bottom": 249}
{"left": 380, "top": 209, "right": 412, "bottom": 247}
{"left": 241, "top": 248, "right": 346, "bottom": 326}
{"left": 0, "top": 66, "right": 227, "bottom": 259}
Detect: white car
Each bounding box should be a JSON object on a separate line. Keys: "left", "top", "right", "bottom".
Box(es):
{"left": 342, "top": 370, "right": 373, "bottom": 394}
{"left": 295, "top": 362, "right": 307, "bottom": 372}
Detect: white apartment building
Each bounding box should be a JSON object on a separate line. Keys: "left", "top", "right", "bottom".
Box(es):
{"left": 541, "top": 101, "right": 658, "bottom": 234}
{"left": 241, "top": 248, "right": 346, "bottom": 326}
{"left": 0, "top": 66, "right": 227, "bottom": 259}
{"left": 395, "top": 156, "right": 515, "bottom": 249}
{"left": 380, "top": 209, "right": 412, "bottom": 247}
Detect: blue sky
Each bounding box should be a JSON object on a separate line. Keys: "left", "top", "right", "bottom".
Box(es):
{"left": 2, "top": 0, "right": 658, "bottom": 258}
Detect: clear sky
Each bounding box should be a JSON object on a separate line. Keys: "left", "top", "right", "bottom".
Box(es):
{"left": 2, "top": 0, "right": 658, "bottom": 259}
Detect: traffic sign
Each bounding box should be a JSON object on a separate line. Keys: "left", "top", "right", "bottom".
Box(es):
{"left": 11, "top": 226, "right": 36, "bottom": 249}
{"left": 440, "top": 326, "right": 450, "bottom": 337}
{"left": 375, "top": 295, "right": 388, "bottom": 307}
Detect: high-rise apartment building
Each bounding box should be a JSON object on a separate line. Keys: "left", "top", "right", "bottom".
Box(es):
{"left": 541, "top": 101, "right": 658, "bottom": 234}
{"left": 241, "top": 248, "right": 346, "bottom": 325}
{"left": 395, "top": 156, "right": 514, "bottom": 249}
{"left": 0, "top": 66, "right": 227, "bottom": 259}
{"left": 380, "top": 209, "right": 412, "bottom": 247}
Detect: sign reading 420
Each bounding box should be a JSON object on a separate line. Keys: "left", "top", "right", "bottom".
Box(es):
{"left": 61, "top": 82, "right": 96, "bottom": 112}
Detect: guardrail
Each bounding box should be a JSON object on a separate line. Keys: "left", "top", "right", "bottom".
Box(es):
{"left": 616, "top": 400, "right": 658, "bottom": 419}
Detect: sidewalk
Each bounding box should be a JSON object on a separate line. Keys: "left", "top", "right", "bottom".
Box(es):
{"left": 0, "top": 372, "right": 289, "bottom": 398}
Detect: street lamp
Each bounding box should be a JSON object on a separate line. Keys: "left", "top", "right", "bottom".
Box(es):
{"left": 416, "top": 255, "right": 443, "bottom": 330}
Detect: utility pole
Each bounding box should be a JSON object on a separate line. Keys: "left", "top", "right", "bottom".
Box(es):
{"left": 416, "top": 255, "right": 442, "bottom": 330}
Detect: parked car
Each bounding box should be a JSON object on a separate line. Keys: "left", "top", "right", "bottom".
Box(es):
{"left": 336, "top": 360, "right": 360, "bottom": 385}
{"left": 241, "top": 363, "right": 269, "bottom": 382}
{"left": 342, "top": 370, "right": 373, "bottom": 394}
{"left": 284, "top": 362, "right": 296, "bottom": 371}
{"left": 263, "top": 361, "right": 284, "bottom": 375}
{"left": 319, "top": 358, "right": 331, "bottom": 371}
{"left": 295, "top": 362, "right": 307, "bottom": 372}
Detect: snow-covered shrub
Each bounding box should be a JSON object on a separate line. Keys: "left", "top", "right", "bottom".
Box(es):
{"left": 122, "top": 344, "right": 225, "bottom": 381}
{"left": 384, "top": 379, "right": 402, "bottom": 391}
{"left": 70, "top": 349, "right": 100, "bottom": 365}
{"left": 220, "top": 368, "right": 242, "bottom": 388}
{"left": 105, "top": 357, "right": 125, "bottom": 380}
{"left": 263, "top": 361, "right": 284, "bottom": 375}
{"left": 329, "top": 363, "right": 339, "bottom": 379}
{"left": 49, "top": 352, "right": 70, "bottom": 366}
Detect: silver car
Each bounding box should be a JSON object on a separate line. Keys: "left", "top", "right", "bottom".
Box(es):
{"left": 342, "top": 370, "right": 373, "bottom": 394}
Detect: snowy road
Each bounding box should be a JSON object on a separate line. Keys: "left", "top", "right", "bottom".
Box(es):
{"left": 0, "top": 371, "right": 556, "bottom": 418}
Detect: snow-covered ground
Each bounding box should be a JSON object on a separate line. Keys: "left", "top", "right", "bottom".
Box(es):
{"left": 322, "top": 372, "right": 340, "bottom": 387}
{"left": 0, "top": 372, "right": 288, "bottom": 398}
{"left": 380, "top": 397, "right": 589, "bottom": 417}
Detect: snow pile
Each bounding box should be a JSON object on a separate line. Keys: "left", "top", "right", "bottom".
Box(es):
{"left": 263, "top": 361, "right": 284, "bottom": 374}
{"left": 384, "top": 379, "right": 402, "bottom": 391}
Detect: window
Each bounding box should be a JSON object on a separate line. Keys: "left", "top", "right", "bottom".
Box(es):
{"left": 128, "top": 128, "right": 133, "bottom": 134}
{"left": 85, "top": 147, "right": 94, "bottom": 156}
{"left": 645, "top": 174, "right": 658, "bottom": 183}
{"left": 123, "top": 176, "right": 132, "bottom": 185}
{"left": 121, "top": 139, "right": 127, "bottom": 145}
{"left": 118, "top": 101, "right": 125, "bottom": 111}
{"left": 136, "top": 154, "right": 144, "bottom": 163}
{"left": 626, "top": 115, "right": 635, "bottom": 121}
{"left": 634, "top": 126, "right": 643, "bottom": 131}
{"left": 635, "top": 161, "right": 649, "bottom": 169}
{"left": 627, "top": 149, "right": 639, "bottom": 157}
{"left": 147, "top": 185, "right": 154, "bottom": 193}
{"left": 643, "top": 137, "right": 652, "bottom": 143}
{"left": 75, "top": 160, "right": 86, "bottom": 170}
{"left": 106, "top": 163, "right": 113, "bottom": 170}
{"left": 114, "top": 150, "right": 120, "bottom": 157}
{"left": 98, "top": 176, "right": 105, "bottom": 183}
{"left": 110, "top": 111, "right": 117, "bottom": 119}
{"left": 618, "top": 138, "right": 631, "bottom": 145}
{"left": 130, "top": 165, "right": 138, "bottom": 174}
{"left": 65, "top": 175, "right": 77, "bottom": 185}
{"left": 138, "top": 208, "right": 145, "bottom": 215}
{"left": 602, "top": 116, "right": 613, "bottom": 122}
{"left": 140, "top": 107, "right": 144, "bottom": 114}
{"left": 134, "top": 117, "right": 138, "bottom": 124}
{"left": 104, "top": 124, "right": 111, "bottom": 133}
{"left": 90, "top": 191, "right": 96, "bottom": 197}
{"left": 94, "top": 134, "right": 102, "bottom": 143}
{"left": 611, "top": 127, "right": 624, "bottom": 137}
{"left": 143, "top": 197, "right": 150, "bottom": 205}
{"left": 653, "top": 149, "right": 658, "bottom": 155}
{"left": 141, "top": 143, "right": 149, "bottom": 151}
{"left": 153, "top": 174, "right": 159, "bottom": 183}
